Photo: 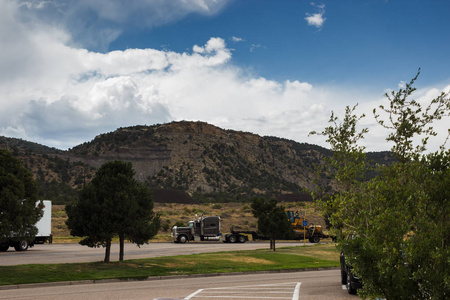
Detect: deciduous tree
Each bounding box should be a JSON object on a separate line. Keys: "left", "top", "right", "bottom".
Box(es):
{"left": 309, "top": 104, "right": 369, "bottom": 239}
{"left": 312, "top": 70, "right": 449, "bottom": 299}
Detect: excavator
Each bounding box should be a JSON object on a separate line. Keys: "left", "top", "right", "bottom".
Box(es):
{"left": 285, "top": 210, "right": 329, "bottom": 243}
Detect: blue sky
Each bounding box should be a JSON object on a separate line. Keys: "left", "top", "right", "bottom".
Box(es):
{"left": 107, "top": 0, "right": 450, "bottom": 88}
{"left": 1, "top": 0, "right": 449, "bottom": 151}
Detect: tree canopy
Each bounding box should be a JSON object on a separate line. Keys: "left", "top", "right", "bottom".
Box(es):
{"left": 311, "top": 70, "right": 449, "bottom": 299}
{"left": 251, "top": 198, "right": 295, "bottom": 251}
{"left": 66, "top": 160, "right": 160, "bottom": 262}
{"left": 0, "top": 149, "right": 42, "bottom": 244}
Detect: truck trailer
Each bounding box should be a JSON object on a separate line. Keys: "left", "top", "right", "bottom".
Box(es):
{"left": 172, "top": 215, "right": 257, "bottom": 243}
{"left": 0, "top": 200, "right": 52, "bottom": 251}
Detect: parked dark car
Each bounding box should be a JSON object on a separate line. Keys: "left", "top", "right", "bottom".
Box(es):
{"left": 340, "top": 235, "right": 363, "bottom": 294}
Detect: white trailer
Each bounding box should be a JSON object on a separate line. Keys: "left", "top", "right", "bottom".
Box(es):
{"left": 0, "top": 200, "right": 52, "bottom": 251}
{"left": 33, "top": 200, "right": 53, "bottom": 245}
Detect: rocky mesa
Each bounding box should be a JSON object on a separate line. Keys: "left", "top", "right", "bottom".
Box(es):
{"left": 1, "top": 121, "right": 394, "bottom": 203}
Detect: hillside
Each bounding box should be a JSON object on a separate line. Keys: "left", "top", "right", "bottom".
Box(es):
{"left": 0, "top": 136, "right": 96, "bottom": 203}
{"left": 0, "top": 121, "right": 395, "bottom": 204}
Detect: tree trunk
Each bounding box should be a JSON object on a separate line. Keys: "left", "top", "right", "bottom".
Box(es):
{"left": 270, "top": 238, "right": 276, "bottom": 251}
{"left": 119, "top": 235, "right": 125, "bottom": 261}
{"left": 104, "top": 239, "right": 111, "bottom": 263}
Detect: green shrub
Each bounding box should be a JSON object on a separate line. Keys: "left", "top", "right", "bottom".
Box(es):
{"left": 212, "top": 204, "right": 222, "bottom": 209}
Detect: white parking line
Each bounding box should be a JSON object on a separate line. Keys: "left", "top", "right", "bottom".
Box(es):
{"left": 186, "top": 289, "right": 204, "bottom": 299}
{"left": 292, "top": 283, "right": 301, "bottom": 300}
{"left": 185, "top": 282, "right": 301, "bottom": 300}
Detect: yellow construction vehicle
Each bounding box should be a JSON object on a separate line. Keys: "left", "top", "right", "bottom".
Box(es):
{"left": 285, "top": 210, "right": 329, "bottom": 243}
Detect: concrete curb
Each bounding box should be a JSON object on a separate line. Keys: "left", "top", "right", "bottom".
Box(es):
{"left": 0, "top": 267, "right": 340, "bottom": 291}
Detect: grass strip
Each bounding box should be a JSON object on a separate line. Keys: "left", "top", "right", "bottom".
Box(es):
{"left": 0, "top": 244, "right": 339, "bottom": 286}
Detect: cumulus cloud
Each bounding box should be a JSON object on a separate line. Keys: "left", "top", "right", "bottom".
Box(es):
{"left": 305, "top": 3, "right": 326, "bottom": 29}
{"left": 1, "top": 0, "right": 447, "bottom": 153}
{"left": 0, "top": 0, "right": 333, "bottom": 151}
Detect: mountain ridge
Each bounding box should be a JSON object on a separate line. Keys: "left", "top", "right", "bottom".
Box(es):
{"left": 0, "top": 121, "right": 395, "bottom": 203}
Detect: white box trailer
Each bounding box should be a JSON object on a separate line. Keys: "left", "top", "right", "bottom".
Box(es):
{"left": 34, "top": 200, "right": 52, "bottom": 245}
{"left": 0, "top": 200, "right": 52, "bottom": 251}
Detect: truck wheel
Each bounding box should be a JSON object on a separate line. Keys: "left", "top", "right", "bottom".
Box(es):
{"left": 0, "top": 244, "right": 9, "bottom": 252}
{"left": 238, "top": 235, "right": 246, "bottom": 243}
{"left": 311, "top": 236, "right": 320, "bottom": 243}
{"left": 14, "top": 240, "right": 29, "bottom": 251}
{"left": 178, "top": 235, "right": 188, "bottom": 244}
{"left": 228, "top": 235, "right": 237, "bottom": 243}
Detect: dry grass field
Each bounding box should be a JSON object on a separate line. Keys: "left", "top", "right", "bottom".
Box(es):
{"left": 51, "top": 201, "right": 327, "bottom": 242}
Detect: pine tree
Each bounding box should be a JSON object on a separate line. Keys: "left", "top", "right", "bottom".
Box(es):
{"left": 66, "top": 160, "right": 160, "bottom": 262}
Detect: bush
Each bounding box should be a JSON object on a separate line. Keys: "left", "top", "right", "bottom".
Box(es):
{"left": 173, "top": 221, "right": 185, "bottom": 227}
{"left": 161, "top": 223, "right": 170, "bottom": 231}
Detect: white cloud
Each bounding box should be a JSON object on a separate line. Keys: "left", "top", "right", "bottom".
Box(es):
{"left": 0, "top": 4, "right": 335, "bottom": 151}
{"left": 305, "top": 13, "right": 326, "bottom": 28}
{"left": 305, "top": 3, "right": 326, "bottom": 29}
{"left": 250, "top": 44, "right": 262, "bottom": 52}
{"left": 398, "top": 80, "right": 407, "bottom": 89}
{"left": 1, "top": 0, "right": 448, "bottom": 153}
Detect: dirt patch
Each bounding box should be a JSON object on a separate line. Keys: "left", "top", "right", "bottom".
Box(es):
{"left": 281, "top": 244, "right": 339, "bottom": 261}
{"left": 221, "top": 256, "right": 275, "bottom": 265}
{"left": 164, "top": 261, "right": 196, "bottom": 267}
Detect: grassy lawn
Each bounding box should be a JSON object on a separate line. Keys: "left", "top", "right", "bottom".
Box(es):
{"left": 0, "top": 244, "right": 339, "bottom": 285}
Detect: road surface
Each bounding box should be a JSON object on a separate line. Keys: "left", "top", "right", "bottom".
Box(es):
{"left": 0, "top": 269, "right": 354, "bottom": 300}
{"left": 0, "top": 241, "right": 312, "bottom": 265}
